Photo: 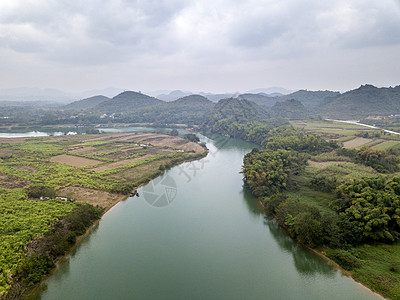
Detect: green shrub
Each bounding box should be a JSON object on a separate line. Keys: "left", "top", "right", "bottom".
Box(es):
{"left": 327, "top": 249, "right": 361, "bottom": 270}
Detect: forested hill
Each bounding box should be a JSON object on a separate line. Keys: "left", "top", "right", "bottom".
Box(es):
{"left": 270, "top": 99, "right": 310, "bottom": 119}
{"left": 93, "top": 91, "right": 164, "bottom": 113}
{"left": 238, "top": 90, "right": 340, "bottom": 110}
{"left": 203, "top": 98, "right": 270, "bottom": 128}
{"left": 278, "top": 90, "right": 340, "bottom": 109}
{"left": 238, "top": 93, "right": 278, "bottom": 108}
{"left": 317, "top": 84, "right": 400, "bottom": 119}
{"left": 130, "top": 95, "right": 214, "bottom": 125}
{"left": 171, "top": 94, "right": 213, "bottom": 106}
{"left": 63, "top": 95, "right": 110, "bottom": 110}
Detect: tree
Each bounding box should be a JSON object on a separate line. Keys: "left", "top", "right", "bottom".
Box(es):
{"left": 26, "top": 184, "right": 56, "bottom": 199}
{"left": 170, "top": 129, "right": 179, "bottom": 136}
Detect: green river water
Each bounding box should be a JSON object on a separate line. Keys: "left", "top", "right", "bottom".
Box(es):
{"left": 35, "top": 134, "right": 382, "bottom": 300}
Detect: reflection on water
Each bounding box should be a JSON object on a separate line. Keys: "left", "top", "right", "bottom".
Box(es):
{"left": 264, "top": 217, "right": 335, "bottom": 277}
{"left": 241, "top": 187, "right": 263, "bottom": 217}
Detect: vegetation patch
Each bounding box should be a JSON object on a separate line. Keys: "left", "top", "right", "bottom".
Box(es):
{"left": 241, "top": 124, "right": 400, "bottom": 299}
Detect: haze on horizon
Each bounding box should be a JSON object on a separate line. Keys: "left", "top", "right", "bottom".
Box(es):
{"left": 0, "top": 0, "right": 399, "bottom": 94}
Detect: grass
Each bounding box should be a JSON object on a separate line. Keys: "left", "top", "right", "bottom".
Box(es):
{"left": 351, "top": 242, "right": 400, "bottom": 299}
{"left": 372, "top": 140, "right": 400, "bottom": 150}
{"left": 286, "top": 183, "right": 335, "bottom": 214}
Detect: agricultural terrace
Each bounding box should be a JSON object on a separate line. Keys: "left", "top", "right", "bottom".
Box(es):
{"left": 0, "top": 132, "right": 206, "bottom": 210}
{"left": 291, "top": 120, "right": 400, "bottom": 150}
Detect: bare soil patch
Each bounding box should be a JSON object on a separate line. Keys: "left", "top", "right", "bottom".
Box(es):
{"left": 0, "top": 172, "right": 30, "bottom": 189}
{"left": 0, "top": 149, "right": 15, "bottom": 157}
{"left": 58, "top": 186, "right": 126, "bottom": 211}
{"left": 50, "top": 154, "right": 103, "bottom": 167}
{"left": 343, "top": 137, "right": 372, "bottom": 148}
{"left": 0, "top": 137, "right": 27, "bottom": 144}
{"left": 92, "top": 154, "right": 154, "bottom": 172}
{"left": 68, "top": 146, "right": 96, "bottom": 154}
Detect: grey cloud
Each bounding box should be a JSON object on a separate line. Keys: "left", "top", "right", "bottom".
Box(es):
{"left": 0, "top": 0, "right": 399, "bottom": 92}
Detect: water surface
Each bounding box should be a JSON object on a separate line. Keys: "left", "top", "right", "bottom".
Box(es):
{"left": 35, "top": 135, "right": 381, "bottom": 299}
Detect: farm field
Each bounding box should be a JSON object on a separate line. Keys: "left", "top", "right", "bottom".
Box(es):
{"left": 291, "top": 120, "right": 400, "bottom": 150}
{"left": 0, "top": 132, "right": 206, "bottom": 210}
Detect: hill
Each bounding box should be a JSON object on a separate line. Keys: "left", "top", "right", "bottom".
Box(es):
{"left": 134, "top": 95, "right": 214, "bottom": 125}
{"left": 270, "top": 99, "right": 310, "bottom": 119}
{"left": 203, "top": 98, "right": 270, "bottom": 128}
{"left": 278, "top": 90, "right": 340, "bottom": 109}
{"left": 238, "top": 90, "right": 340, "bottom": 110}
{"left": 171, "top": 94, "right": 213, "bottom": 106}
{"left": 93, "top": 91, "right": 163, "bottom": 113}
{"left": 64, "top": 95, "right": 109, "bottom": 110}
{"left": 317, "top": 85, "right": 400, "bottom": 119}
{"left": 238, "top": 93, "right": 278, "bottom": 108}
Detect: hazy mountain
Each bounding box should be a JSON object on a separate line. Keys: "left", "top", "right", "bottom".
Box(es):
{"left": 63, "top": 95, "right": 110, "bottom": 111}
{"left": 198, "top": 92, "right": 235, "bottom": 102}
{"left": 77, "top": 87, "right": 123, "bottom": 99}
{"left": 0, "top": 87, "right": 73, "bottom": 103}
{"left": 238, "top": 93, "right": 278, "bottom": 108}
{"left": 93, "top": 91, "right": 164, "bottom": 113}
{"left": 157, "top": 90, "right": 193, "bottom": 101}
{"left": 317, "top": 84, "right": 400, "bottom": 119}
{"left": 278, "top": 90, "right": 340, "bottom": 109}
{"left": 247, "top": 87, "right": 293, "bottom": 95}
{"left": 270, "top": 99, "right": 310, "bottom": 120}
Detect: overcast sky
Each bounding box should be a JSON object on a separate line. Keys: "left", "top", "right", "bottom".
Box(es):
{"left": 0, "top": 0, "right": 399, "bottom": 94}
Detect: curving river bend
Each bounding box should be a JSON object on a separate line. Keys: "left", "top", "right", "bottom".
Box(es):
{"left": 35, "top": 134, "right": 382, "bottom": 300}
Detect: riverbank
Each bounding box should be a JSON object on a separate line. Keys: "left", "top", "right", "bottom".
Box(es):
{"left": 256, "top": 198, "right": 387, "bottom": 299}
{"left": 0, "top": 131, "right": 207, "bottom": 299}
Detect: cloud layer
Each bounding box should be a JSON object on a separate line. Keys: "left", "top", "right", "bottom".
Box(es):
{"left": 0, "top": 0, "right": 399, "bottom": 92}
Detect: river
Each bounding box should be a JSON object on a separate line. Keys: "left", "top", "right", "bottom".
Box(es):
{"left": 29, "top": 133, "right": 381, "bottom": 299}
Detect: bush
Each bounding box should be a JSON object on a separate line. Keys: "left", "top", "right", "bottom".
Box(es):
{"left": 183, "top": 133, "right": 200, "bottom": 142}
{"left": 327, "top": 249, "right": 361, "bottom": 270}
{"left": 26, "top": 183, "right": 56, "bottom": 199}
{"left": 19, "top": 254, "right": 55, "bottom": 287}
